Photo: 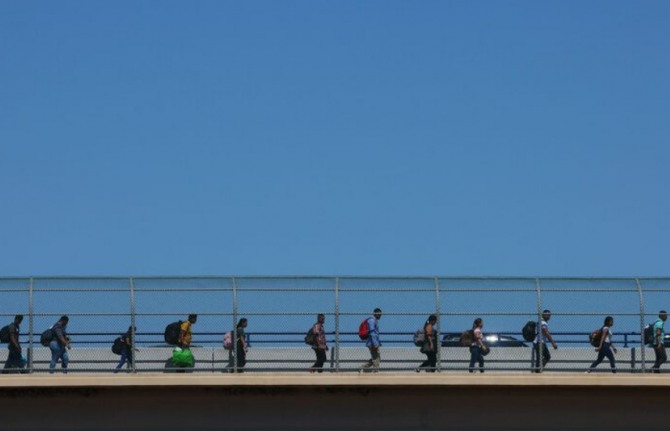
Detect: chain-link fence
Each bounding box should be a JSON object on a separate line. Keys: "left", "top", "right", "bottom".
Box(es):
{"left": 1, "top": 277, "right": 668, "bottom": 374}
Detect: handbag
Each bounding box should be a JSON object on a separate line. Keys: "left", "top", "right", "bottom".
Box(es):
{"left": 172, "top": 347, "right": 194, "bottom": 367}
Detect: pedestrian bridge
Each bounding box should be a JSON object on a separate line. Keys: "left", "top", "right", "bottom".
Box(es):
{"left": 2, "top": 373, "right": 668, "bottom": 431}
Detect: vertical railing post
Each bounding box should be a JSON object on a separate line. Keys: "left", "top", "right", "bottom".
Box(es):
{"left": 636, "top": 278, "right": 646, "bottom": 373}
{"left": 334, "top": 277, "right": 340, "bottom": 373}
{"left": 434, "top": 277, "right": 441, "bottom": 372}
{"left": 232, "top": 277, "right": 238, "bottom": 373}
{"left": 535, "top": 278, "right": 543, "bottom": 373}
{"left": 129, "top": 277, "right": 137, "bottom": 373}
{"left": 28, "top": 277, "right": 34, "bottom": 373}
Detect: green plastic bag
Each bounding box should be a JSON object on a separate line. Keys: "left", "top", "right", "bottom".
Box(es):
{"left": 172, "top": 347, "right": 194, "bottom": 368}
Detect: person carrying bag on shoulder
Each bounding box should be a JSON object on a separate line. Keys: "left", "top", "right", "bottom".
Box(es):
{"left": 587, "top": 316, "right": 617, "bottom": 373}
{"left": 308, "top": 314, "right": 328, "bottom": 373}
{"left": 416, "top": 315, "right": 437, "bottom": 372}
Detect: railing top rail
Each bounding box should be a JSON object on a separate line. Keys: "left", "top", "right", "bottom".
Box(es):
{"left": 3, "top": 276, "right": 670, "bottom": 281}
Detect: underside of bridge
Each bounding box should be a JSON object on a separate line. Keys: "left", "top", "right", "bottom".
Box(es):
{"left": 1, "top": 374, "right": 666, "bottom": 430}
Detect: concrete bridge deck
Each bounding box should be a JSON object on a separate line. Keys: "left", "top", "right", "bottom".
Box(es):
{"left": 2, "top": 372, "right": 670, "bottom": 388}
{"left": 2, "top": 374, "right": 668, "bottom": 431}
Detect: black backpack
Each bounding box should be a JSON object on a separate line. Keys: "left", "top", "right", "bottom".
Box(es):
{"left": 40, "top": 328, "right": 54, "bottom": 346}
{"left": 164, "top": 321, "right": 182, "bottom": 345}
{"left": 522, "top": 321, "right": 536, "bottom": 342}
{"left": 644, "top": 323, "right": 656, "bottom": 346}
{"left": 112, "top": 336, "right": 125, "bottom": 355}
{"left": 304, "top": 328, "right": 316, "bottom": 346}
{"left": 589, "top": 328, "right": 603, "bottom": 347}
{"left": 0, "top": 325, "right": 10, "bottom": 344}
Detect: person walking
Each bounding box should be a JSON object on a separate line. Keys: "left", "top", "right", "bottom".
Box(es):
{"left": 49, "top": 315, "right": 71, "bottom": 374}
{"left": 468, "top": 318, "right": 487, "bottom": 373}
{"left": 360, "top": 308, "right": 382, "bottom": 373}
{"left": 652, "top": 310, "right": 667, "bottom": 373}
{"left": 309, "top": 314, "right": 328, "bottom": 373}
{"left": 179, "top": 314, "right": 197, "bottom": 349}
{"left": 533, "top": 310, "right": 558, "bottom": 373}
{"left": 417, "top": 315, "right": 438, "bottom": 372}
{"left": 587, "top": 316, "right": 617, "bottom": 373}
{"left": 172, "top": 314, "right": 197, "bottom": 371}
{"left": 114, "top": 326, "right": 136, "bottom": 373}
{"left": 228, "top": 318, "right": 248, "bottom": 373}
{"left": 2, "top": 315, "right": 25, "bottom": 374}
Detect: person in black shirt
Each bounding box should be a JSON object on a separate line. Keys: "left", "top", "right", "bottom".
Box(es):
{"left": 227, "top": 318, "right": 248, "bottom": 373}
{"left": 416, "top": 315, "right": 438, "bottom": 372}
{"left": 114, "top": 326, "right": 136, "bottom": 373}
{"left": 2, "top": 315, "right": 25, "bottom": 373}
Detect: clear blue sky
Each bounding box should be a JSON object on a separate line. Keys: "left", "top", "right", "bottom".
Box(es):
{"left": 2, "top": 2, "right": 669, "bottom": 277}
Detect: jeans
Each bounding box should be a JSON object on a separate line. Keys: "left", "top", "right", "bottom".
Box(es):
{"left": 469, "top": 346, "right": 484, "bottom": 373}
{"left": 115, "top": 347, "right": 133, "bottom": 372}
{"left": 3, "top": 346, "right": 25, "bottom": 373}
{"left": 311, "top": 348, "right": 327, "bottom": 372}
{"left": 419, "top": 350, "right": 437, "bottom": 372}
{"left": 653, "top": 346, "right": 667, "bottom": 372}
{"left": 533, "top": 343, "right": 551, "bottom": 373}
{"left": 589, "top": 342, "right": 616, "bottom": 372}
{"left": 49, "top": 340, "right": 69, "bottom": 373}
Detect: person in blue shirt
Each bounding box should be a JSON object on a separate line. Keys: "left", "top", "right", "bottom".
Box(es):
{"left": 360, "top": 308, "right": 382, "bottom": 373}
{"left": 652, "top": 310, "right": 667, "bottom": 373}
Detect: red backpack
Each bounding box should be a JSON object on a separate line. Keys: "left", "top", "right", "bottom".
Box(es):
{"left": 358, "top": 318, "right": 370, "bottom": 340}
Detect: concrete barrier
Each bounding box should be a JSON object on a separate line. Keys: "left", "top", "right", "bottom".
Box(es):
{"left": 2, "top": 374, "right": 670, "bottom": 430}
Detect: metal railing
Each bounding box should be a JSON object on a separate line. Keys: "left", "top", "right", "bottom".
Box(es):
{"left": 1, "top": 276, "right": 668, "bottom": 373}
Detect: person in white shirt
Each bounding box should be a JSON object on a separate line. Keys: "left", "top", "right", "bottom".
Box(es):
{"left": 587, "top": 316, "right": 617, "bottom": 373}
{"left": 533, "top": 310, "right": 557, "bottom": 373}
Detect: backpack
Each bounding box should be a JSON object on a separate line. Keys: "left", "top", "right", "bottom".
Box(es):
{"left": 358, "top": 318, "right": 370, "bottom": 340}
{"left": 460, "top": 329, "right": 474, "bottom": 347}
{"left": 223, "top": 330, "right": 234, "bottom": 350}
{"left": 304, "top": 327, "right": 316, "bottom": 346}
{"left": 112, "top": 336, "right": 125, "bottom": 355}
{"left": 589, "top": 328, "right": 603, "bottom": 347}
{"left": 40, "top": 328, "right": 54, "bottom": 346}
{"left": 164, "top": 321, "right": 182, "bottom": 345}
{"left": 413, "top": 329, "right": 426, "bottom": 347}
{"left": 0, "top": 325, "right": 10, "bottom": 344}
{"left": 522, "top": 321, "right": 536, "bottom": 342}
{"left": 644, "top": 323, "right": 656, "bottom": 346}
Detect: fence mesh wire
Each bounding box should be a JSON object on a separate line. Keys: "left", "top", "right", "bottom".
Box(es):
{"left": 0, "top": 277, "right": 667, "bottom": 374}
